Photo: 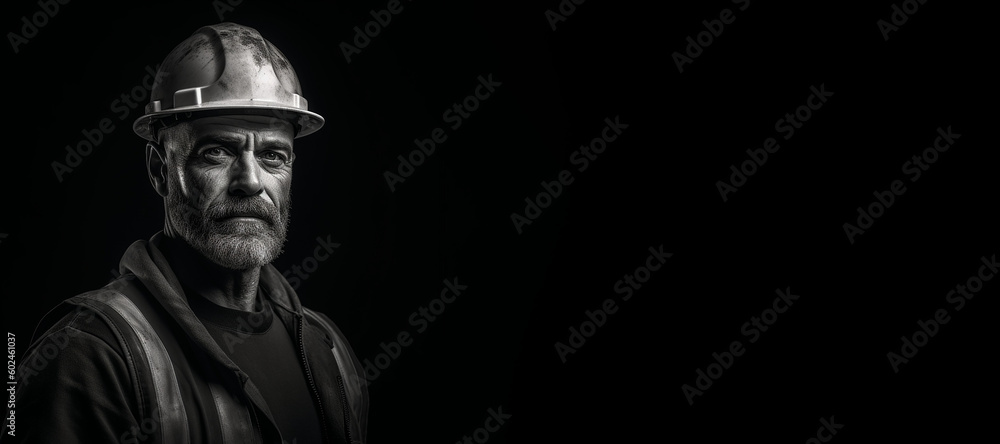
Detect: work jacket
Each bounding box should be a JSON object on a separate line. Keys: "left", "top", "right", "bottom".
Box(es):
{"left": 3, "top": 233, "right": 368, "bottom": 443}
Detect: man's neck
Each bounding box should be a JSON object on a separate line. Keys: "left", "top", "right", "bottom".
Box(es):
{"left": 158, "top": 234, "right": 261, "bottom": 312}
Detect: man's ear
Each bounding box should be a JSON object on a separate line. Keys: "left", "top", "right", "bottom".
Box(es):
{"left": 146, "top": 141, "right": 169, "bottom": 197}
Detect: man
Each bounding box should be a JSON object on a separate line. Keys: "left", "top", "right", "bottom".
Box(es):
{"left": 5, "top": 23, "right": 367, "bottom": 444}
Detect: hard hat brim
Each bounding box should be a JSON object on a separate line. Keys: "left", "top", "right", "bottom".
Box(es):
{"left": 132, "top": 103, "right": 325, "bottom": 142}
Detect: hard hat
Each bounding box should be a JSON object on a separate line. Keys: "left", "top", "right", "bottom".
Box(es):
{"left": 133, "top": 22, "right": 324, "bottom": 141}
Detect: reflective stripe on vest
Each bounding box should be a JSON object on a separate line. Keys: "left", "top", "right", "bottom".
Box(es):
{"left": 82, "top": 291, "right": 190, "bottom": 444}
{"left": 208, "top": 377, "right": 256, "bottom": 444}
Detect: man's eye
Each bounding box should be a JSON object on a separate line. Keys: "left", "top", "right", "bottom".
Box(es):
{"left": 259, "top": 151, "right": 288, "bottom": 167}
{"left": 201, "top": 147, "right": 231, "bottom": 160}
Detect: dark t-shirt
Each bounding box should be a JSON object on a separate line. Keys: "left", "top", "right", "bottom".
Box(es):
{"left": 188, "top": 290, "right": 324, "bottom": 444}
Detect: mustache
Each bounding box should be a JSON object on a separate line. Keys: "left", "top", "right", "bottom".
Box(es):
{"left": 202, "top": 198, "right": 280, "bottom": 225}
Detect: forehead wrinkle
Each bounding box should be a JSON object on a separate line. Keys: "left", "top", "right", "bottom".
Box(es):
{"left": 191, "top": 123, "right": 294, "bottom": 152}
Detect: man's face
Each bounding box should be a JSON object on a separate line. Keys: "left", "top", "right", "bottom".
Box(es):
{"left": 159, "top": 115, "right": 295, "bottom": 270}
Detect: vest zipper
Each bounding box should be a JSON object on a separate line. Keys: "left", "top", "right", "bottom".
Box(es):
{"left": 337, "top": 374, "right": 354, "bottom": 443}
{"left": 298, "top": 314, "right": 333, "bottom": 443}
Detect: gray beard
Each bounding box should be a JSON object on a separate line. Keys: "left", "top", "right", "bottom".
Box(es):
{"left": 165, "top": 185, "right": 290, "bottom": 271}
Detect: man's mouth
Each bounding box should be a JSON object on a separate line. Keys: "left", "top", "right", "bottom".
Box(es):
{"left": 204, "top": 199, "right": 278, "bottom": 227}
{"left": 216, "top": 213, "right": 270, "bottom": 224}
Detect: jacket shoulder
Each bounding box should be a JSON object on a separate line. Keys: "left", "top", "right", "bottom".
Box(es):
{"left": 11, "top": 276, "right": 165, "bottom": 443}
{"left": 30, "top": 276, "right": 145, "bottom": 346}
{"left": 21, "top": 275, "right": 160, "bottom": 396}
{"left": 17, "top": 274, "right": 185, "bottom": 443}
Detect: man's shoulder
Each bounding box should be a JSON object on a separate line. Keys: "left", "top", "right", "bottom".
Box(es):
{"left": 29, "top": 275, "right": 148, "bottom": 351}
{"left": 17, "top": 278, "right": 149, "bottom": 389}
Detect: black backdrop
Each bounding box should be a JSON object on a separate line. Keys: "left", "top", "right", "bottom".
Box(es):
{"left": 1, "top": 0, "right": 995, "bottom": 442}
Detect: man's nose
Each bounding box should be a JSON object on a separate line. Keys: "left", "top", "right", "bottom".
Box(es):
{"left": 229, "top": 151, "right": 263, "bottom": 196}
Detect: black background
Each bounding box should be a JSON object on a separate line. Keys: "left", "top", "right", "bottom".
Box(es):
{"left": 1, "top": 0, "right": 995, "bottom": 442}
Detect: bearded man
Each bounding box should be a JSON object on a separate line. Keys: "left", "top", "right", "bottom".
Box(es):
{"left": 5, "top": 23, "right": 367, "bottom": 444}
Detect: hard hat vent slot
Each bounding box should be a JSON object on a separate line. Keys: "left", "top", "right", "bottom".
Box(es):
{"left": 174, "top": 87, "right": 205, "bottom": 108}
